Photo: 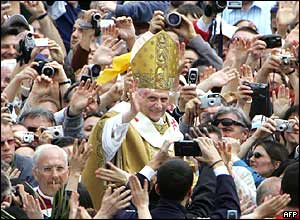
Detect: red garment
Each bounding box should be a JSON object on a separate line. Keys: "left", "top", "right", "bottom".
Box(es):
{"left": 193, "top": 20, "right": 209, "bottom": 42}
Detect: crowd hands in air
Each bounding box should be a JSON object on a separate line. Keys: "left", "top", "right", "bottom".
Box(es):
{"left": 1, "top": 1, "right": 299, "bottom": 219}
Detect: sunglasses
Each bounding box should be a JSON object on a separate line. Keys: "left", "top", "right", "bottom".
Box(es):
{"left": 252, "top": 152, "right": 263, "bottom": 159}
{"left": 1, "top": 139, "right": 16, "bottom": 147}
{"left": 212, "top": 118, "right": 246, "bottom": 128}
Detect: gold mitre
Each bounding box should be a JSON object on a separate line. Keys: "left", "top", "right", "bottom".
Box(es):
{"left": 130, "top": 30, "right": 179, "bottom": 90}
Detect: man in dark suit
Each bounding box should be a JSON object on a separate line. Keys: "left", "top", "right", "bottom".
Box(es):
{"left": 114, "top": 137, "right": 241, "bottom": 219}
{"left": 1, "top": 120, "right": 38, "bottom": 187}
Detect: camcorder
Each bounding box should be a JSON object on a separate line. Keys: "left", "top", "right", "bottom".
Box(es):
{"left": 91, "top": 13, "right": 101, "bottom": 36}
{"left": 174, "top": 140, "right": 201, "bottom": 156}
{"left": 32, "top": 57, "right": 56, "bottom": 78}
{"left": 42, "top": 125, "right": 64, "bottom": 139}
{"left": 187, "top": 68, "right": 199, "bottom": 85}
{"left": 165, "top": 12, "right": 182, "bottom": 28}
{"left": 87, "top": 64, "right": 101, "bottom": 77}
{"left": 17, "top": 33, "right": 36, "bottom": 64}
{"left": 242, "top": 81, "right": 268, "bottom": 99}
{"left": 259, "top": 34, "right": 282, "bottom": 48}
{"left": 199, "top": 93, "right": 222, "bottom": 109}
{"left": 274, "top": 119, "right": 294, "bottom": 132}
{"left": 276, "top": 53, "right": 298, "bottom": 68}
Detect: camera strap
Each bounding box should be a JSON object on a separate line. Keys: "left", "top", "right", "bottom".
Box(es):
{"left": 217, "top": 15, "right": 223, "bottom": 58}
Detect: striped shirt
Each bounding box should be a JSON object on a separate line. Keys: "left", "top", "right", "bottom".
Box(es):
{"left": 222, "top": 1, "right": 277, "bottom": 35}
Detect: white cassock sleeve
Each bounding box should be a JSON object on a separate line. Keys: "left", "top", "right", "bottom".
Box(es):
{"left": 102, "top": 113, "right": 130, "bottom": 162}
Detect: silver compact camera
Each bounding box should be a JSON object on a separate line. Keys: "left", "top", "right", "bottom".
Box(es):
{"left": 23, "top": 132, "right": 34, "bottom": 143}
{"left": 44, "top": 125, "right": 64, "bottom": 139}
{"left": 199, "top": 93, "right": 222, "bottom": 109}
{"left": 274, "top": 119, "right": 291, "bottom": 132}
{"left": 277, "top": 53, "right": 298, "bottom": 68}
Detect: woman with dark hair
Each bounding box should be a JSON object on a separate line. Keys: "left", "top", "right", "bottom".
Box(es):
{"left": 249, "top": 140, "right": 289, "bottom": 178}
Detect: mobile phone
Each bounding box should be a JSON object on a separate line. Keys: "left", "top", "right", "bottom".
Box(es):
{"left": 34, "top": 38, "right": 48, "bottom": 47}
{"left": 174, "top": 140, "right": 201, "bottom": 156}
{"left": 259, "top": 34, "right": 282, "bottom": 48}
{"left": 187, "top": 68, "right": 199, "bottom": 85}
{"left": 227, "top": 210, "right": 238, "bottom": 219}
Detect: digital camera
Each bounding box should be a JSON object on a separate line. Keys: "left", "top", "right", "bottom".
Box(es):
{"left": 174, "top": 140, "right": 201, "bottom": 156}
{"left": 227, "top": 1, "right": 242, "bottom": 9}
{"left": 18, "top": 33, "right": 36, "bottom": 64}
{"left": 165, "top": 12, "right": 182, "bottom": 28}
{"left": 33, "top": 59, "right": 56, "bottom": 77}
{"left": 242, "top": 81, "right": 268, "bottom": 98}
{"left": 199, "top": 93, "right": 222, "bottom": 109}
{"left": 274, "top": 119, "right": 293, "bottom": 132}
{"left": 44, "top": 125, "right": 64, "bottom": 139}
{"left": 277, "top": 54, "right": 298, "bottom": 68}
{"left": 259, "top": 34, "right": 282, "bottom": 48}
{"left": 22, "top": 132, "right": 35, "bottom": 143}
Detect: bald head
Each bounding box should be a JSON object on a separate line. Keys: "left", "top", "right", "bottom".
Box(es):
{"left": 256, "top": 177, "right": 281, "bottom": 205}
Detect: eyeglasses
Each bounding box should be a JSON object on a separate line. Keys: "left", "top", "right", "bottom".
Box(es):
{"left": 1, "top": 139, "right": 16, "bottom": 147}
{"left": 37, "top": 165, "right": 68, "bottom": 174}
{"left": 212, "top": 118, "right": 246, "bottom": 128}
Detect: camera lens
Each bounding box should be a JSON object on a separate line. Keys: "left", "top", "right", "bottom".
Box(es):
{"left": 208, "top": 99, "right": 215, "bottom": 106}
{"left": 166, "top": 12, "right": 181, "bottom": 28}
{"left": 216, "top": 0, "right": 227, "bottom": 8}
{"left": 27, "top": 33, "right": 33, "bottom": 39}
{"left": 42, "top": 66, "right": 55, "bottom": 77}
{"left": 54, "top": 130, "right": 60, "bottom": 137}
{"left": 92, "top": 13, "right": 101, "bottom": 21}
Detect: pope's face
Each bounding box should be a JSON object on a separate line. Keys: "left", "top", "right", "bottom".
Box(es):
{"left": 140, "top": 89, "right": 170, "bottom": 122}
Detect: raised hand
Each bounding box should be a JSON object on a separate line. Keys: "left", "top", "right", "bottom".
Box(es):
{"left": 69, "top": 191, "right": 80, "bottom": 219}
{"left": 6, "top": 167, "right": 21, "bottom": 179}
{"left": 22, "top": 193, "right": 43, "bottom": 219}
{"left": 178, "top": 85, "right": 197, "bottom": 112}
{"left": 48, "top": 39, "right": 65, "bottom": 64}
{"left": 194, "top": 137, "right": 223, "bottom": 167}
{"left": 69, "top": 79, "right": 100, "bottom": 116}
{"left": 129, "top": 175, "right": 151, "bottom": 219}
{"left": 95, "top": 161, "right": 131, "bottom": 186}
{"left": 206, "top": 66, "right": 238, "bottom": 88}
{"left": 252, "top": 117, "right": 277, "bottom": 140}
{"left": 94, "top": 186, "right": 132, "bottom": 219}
{"left": 21, "top": 1, "right": 47, "bottom": 17}
{"left": 272, "top": 85, "right": 291, "bottom": 117}
{"left": 149, "top": 10, "right": 165, "bottom": 34}
{"left": 113, "top": 16, "right": 135, "bottom": 41}
{"left": 181, "top": 97, "right": 201, "bottom": 126}
{"left": 277, "top": 1, "right": 299, "bottom": 26}
{"left": 148, "top": 140, "right": 173, "bottom": 170}
{"left": 69, "top": 139, "right": 93, "bottom": 174}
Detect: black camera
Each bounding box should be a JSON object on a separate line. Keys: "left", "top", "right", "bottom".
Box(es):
{"left": 259, "top": 34, "right": 282, "bottom": 48}
{"left": 91, "top": 13, "right": 101, "bottom": 36}
{"left": 174, "top": 140, "right": 201, "bottom": 156}
{"left": 242, "top": 81, "right": 268, "bottom": 99}
{"left": 80, "top": 75, "right": 92, "bottom": 83}
{"left": 87, "top": 64, "right": 101, "bottom": 77}
{"left": 165, "top": 12, "right": 182, "bottom": 28}
{"left": 32, "top": 57, "right": 56, "bottom": 78}
{"left": 203, "top": 1, "right": 227, "bottom": 17}
{"left": 18, "top": 33, "right": 36, "bottom": 64}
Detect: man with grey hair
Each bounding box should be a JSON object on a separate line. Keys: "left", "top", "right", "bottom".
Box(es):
{"left": 256, "top": 177, "right": 281, "bottom": 205}
{"left": 212, "top": 106, "right": 252, "bottom": 143}
{"left": 32, "top": 144, "right": 69, "bottom": 217}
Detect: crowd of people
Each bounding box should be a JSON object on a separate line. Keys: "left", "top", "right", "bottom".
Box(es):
{"left": 1, "top": 1, "right": 299, "bottom": 219}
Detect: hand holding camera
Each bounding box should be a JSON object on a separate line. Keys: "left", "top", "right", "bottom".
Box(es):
{"left": 112, "top": 16, "right": 135, "bottom": 42}
{"left": 182, "top": 97, "right": 202, "bottom": 125}
{"left": 199, "top": 93, "right": 222, "bottom": 109}
{"left": 194, "top": 137, "right": 224, "bottom": 167}
{"left": 149, "top": 10, "right": 165, "bottom": 34}
{"left": 170, "top": 13, "right": 197, "bottom": 41}
{"left": 252, "top": 117, "right": 277, "bottom": 140}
